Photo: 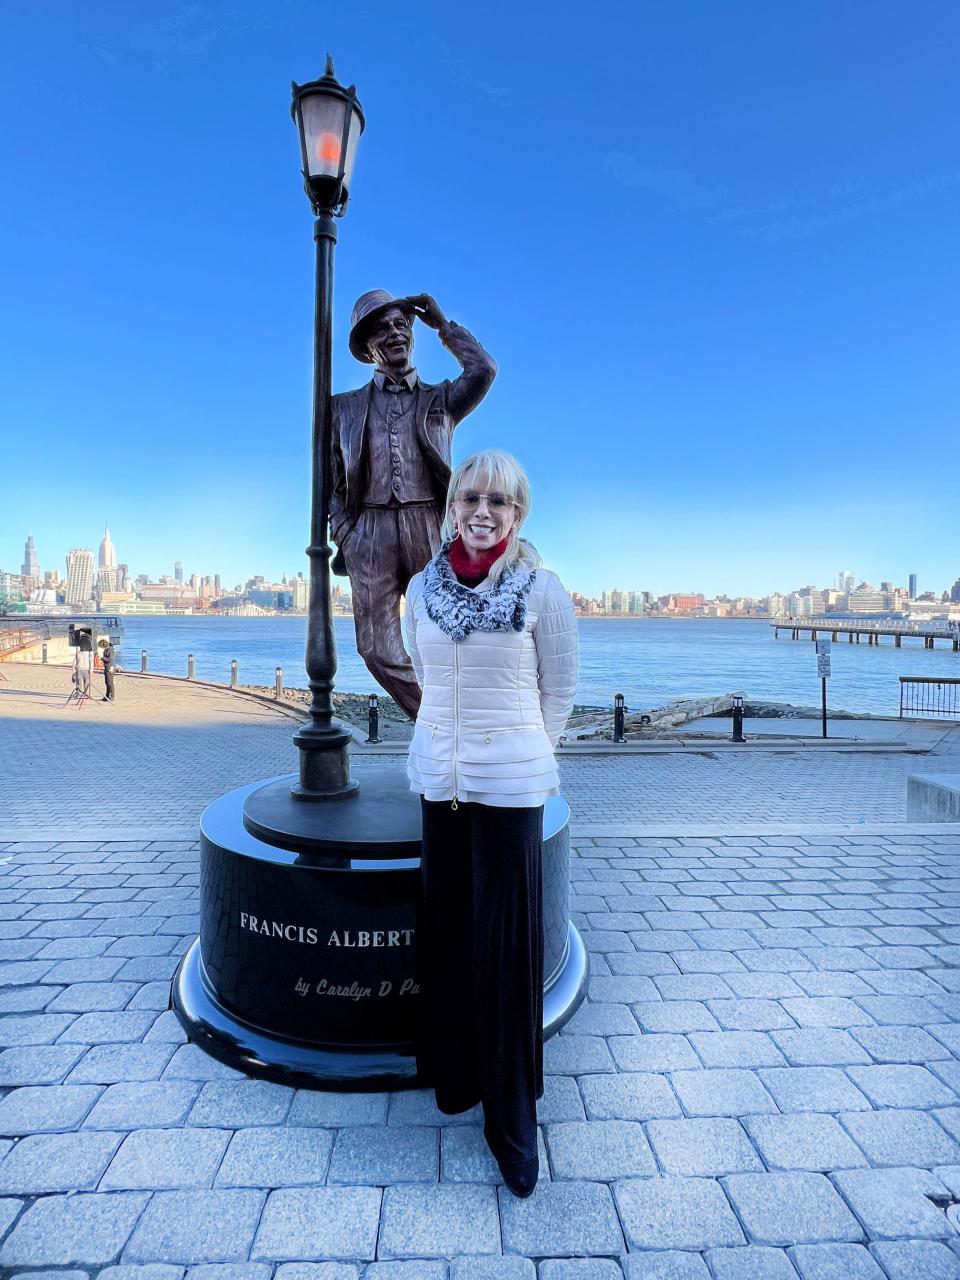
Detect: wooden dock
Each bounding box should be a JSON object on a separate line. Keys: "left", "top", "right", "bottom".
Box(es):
{"left": 771, "top": 617, "right": 960, "bottom": 651}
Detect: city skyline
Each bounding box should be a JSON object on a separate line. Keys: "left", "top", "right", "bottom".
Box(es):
{"left": 3, "top": 525, "right": 954, "bottom": 608}
{"left": 1, "top": 4, "right": 957, "bottom": 595}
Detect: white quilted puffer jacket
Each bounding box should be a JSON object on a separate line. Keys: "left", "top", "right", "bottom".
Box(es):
{"left": 403, "top": 566, "right": 578, "bottom": 807}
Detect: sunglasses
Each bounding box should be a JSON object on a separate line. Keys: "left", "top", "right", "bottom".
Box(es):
{"left": 456, "top": 490, "right": 516, "bottom": 510}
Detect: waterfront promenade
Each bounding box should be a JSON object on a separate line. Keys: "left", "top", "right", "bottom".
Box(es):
{"left": 2, "top": 664, "right": 960, "bottom": 1275}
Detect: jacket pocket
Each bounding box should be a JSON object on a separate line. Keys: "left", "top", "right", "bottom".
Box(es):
{"left": 457, "top": 724, "right": 554, "bottom": 764}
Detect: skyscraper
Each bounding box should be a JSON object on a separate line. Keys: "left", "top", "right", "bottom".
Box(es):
{"left": 909, "top": 573, "right": 918, "bottom": 598}
{"left": 21, "top": 533, "right": 39, "bottom": 580}
{"left": 175, "top": 561, "right": 183, "bottom": 583}
{"left": 99, "top": 524, "right": 116, "bottom": 570}
{"left": 65, "top": 549, "right": 95, "bottom": 605}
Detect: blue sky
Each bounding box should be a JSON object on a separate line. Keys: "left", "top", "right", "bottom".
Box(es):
{"left": 2, "top": 1, "right": 957, "bottom": 598}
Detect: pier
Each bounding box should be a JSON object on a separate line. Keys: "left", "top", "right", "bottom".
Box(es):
{"left": 772, "top": 616, "right": 960, "bottom": 651}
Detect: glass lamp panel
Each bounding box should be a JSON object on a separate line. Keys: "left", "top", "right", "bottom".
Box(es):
{"left": 341, "top": 107, "right": 362, "bottom": 187}
{"left": 300, "top": 92, "right": 349, "bottom": 179}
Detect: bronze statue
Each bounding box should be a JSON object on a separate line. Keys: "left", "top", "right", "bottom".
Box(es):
{"left": 330, "top": 290, "right": 496, "bottom": 718}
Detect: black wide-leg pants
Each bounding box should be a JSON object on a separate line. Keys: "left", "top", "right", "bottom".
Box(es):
{"left": 417, "top": 798, "right": 544, "bottom": 1170}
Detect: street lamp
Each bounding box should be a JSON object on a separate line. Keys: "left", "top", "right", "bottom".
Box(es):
{"left": 289, "top": 57, "right": 364, "bottom": 800}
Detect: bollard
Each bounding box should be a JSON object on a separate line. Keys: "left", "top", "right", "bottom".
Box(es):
{"left": 141, "top": 649, "right": 148, "bottom": 673}
{"left": 365, "top": 693, "right": 382, "bottom": 744}
{"left": 731, "top": 694, "right": 746, "bottom": 743}
{"left": 230, "top": 659, "right": 238, "bottom": 689}
{"left": 275, "top": 666, "right": 283, "bottom": 700}
{"left": 613, "top": 693, "right": 626, "bottom": 744}
{"left": 187, "top": 654, "right": 195, "bottom": 681}
{"left": 41, "top": 642, "right": 47, "bottom": 664}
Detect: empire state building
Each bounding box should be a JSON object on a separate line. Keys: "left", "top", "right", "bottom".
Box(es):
{"left": 99, "top": 524, "right": 116, "bottom": 570}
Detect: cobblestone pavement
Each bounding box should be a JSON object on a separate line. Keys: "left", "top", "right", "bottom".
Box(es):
{"left": 1, "top": 827, "right": 960, "bottom": 1275}
{"left": 0, "top": 665, "right": 932, "bottom": 830}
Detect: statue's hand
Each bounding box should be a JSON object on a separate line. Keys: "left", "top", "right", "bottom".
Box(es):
{"left": 410, "top": 294, "right": 447, "bottom": 330}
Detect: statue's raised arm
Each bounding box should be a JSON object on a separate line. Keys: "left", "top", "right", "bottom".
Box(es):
{"left": 329, "top": 290, "right": 496, "bottom": 718}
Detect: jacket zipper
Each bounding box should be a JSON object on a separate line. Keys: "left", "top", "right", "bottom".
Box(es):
{"left": 452, "top": 644, "right": 460, "bottom": 809}
{"left": 481, "top": 724, "right": 538, "bottom": 744}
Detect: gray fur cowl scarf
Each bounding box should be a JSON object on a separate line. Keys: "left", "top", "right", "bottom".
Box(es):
{"left": 421, "top": 541, "right": 537, "bottom": 643}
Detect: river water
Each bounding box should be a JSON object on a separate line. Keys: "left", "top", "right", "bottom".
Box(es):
{"left": 110, "top": 616, "right": 959, "bottom": 717}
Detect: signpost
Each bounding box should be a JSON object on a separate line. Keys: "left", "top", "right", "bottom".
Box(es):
{"left": 815, "top": 638, "right": 831, "bottom": 738}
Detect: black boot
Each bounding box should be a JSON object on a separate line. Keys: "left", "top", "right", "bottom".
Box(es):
{"left": 498, "top": 1153, "right": 539, "bottom": 1198}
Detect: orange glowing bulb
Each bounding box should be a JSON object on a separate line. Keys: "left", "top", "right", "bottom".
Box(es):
{"left": 316, "top": 132, "right": 341, "bottom": 165}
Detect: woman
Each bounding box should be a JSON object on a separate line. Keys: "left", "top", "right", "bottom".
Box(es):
{"left": 404, "top": 449, "right": 578, "bottom": 1197}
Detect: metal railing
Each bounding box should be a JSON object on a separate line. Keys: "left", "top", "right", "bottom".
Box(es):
{"left": 776, "top": 616, "right": 959, "bottom": 638}
{"left": 900, "top": 677, "right": 960, "bottom": 720}
{"left": 0, "top": 621, "right": 54, "bottom": 657}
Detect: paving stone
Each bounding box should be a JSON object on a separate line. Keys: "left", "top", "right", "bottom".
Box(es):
{"left": 670, "top": 1068, "right": 777, "bottom": 1116}
{"left": 564, "top": 1002, "right": 639, "bottom": 1035}
{"left": 723, "top": 1172, "right": 863, "bottom": 1245}
{"left": 0, "top": 1013, "right": 76, "bottom": 1045}
{"left": 0, "top": 1191, "right": 149, "bottom": 1265}
{"left": 869, "top": 1240, "right": 960, "bottom": 1279}
{"left": 632, "top": 1001, "right": 720, "bottom": 1033}
{"left": 546, "top": 1119, "right": 656, "bottom": 1180}
{"left": 326, "top": 1124, "right": 435, "bottom": 1184}
{"left": 529, "top": 1259, "right": 616, "bottom": 1278}
{"left": 500, "top": 1180, "right": 623, "bottom": 1256}
{"left": 543, "top": 1035, "right": 616, "bottom": 1074}
{"left": 786, "top": 1244, "right": 884, "bottom": 1279}
{"left": 621, "top": 1254, "right": 709, "bottom": 1279}
{"left": 162, "top": 1045, "right": 247, "bottom": 1081}
{"left": 688, "top": 1032, "right": 786, "bottom": 1068}
{"left": 124, "top": 1189, "right": 265, "bottom": 1264}
{"left": 14, "top": 1271, "right": 93, "bottom": 1280}
{"left": 188, "top": 1080, "right": 294, "bottom": 1126}
{"left": 537, "top": 1076, "right": 585, "bottom": 1122}
{"left": 287, "top": 1089, "right": 389, "bottom": 1126}
{"left": 84, "top": 1081, "right": 200, "bottom": 1129}
{"left": 608, "top": 1034, "right": 700, "bottom": 1072}
{"left": 378, "top": 1184, "right": 499, "bottom": 1258}
{"left": 840, "top": 1109, "right": 960, "bottom": 1166}
{"left": 846, "top": 1063, "right": 957, "bottom": 1108}
{"left": 757, "top": 1067, "right": 871, "bottom": 1113}
{"left": 0, "top": 1044, "right": 85, "bottom": 1085}
{"left": 183, "top": 1267, "right": 271, "bottom": 1280}
{"left": 769, "top": 1030, "right": 871, "bottom": 1066}
{"left": 831, "top": 1166, "right": 954, "bottom": 1238}
{"left": 744, "top": 1114, "right": 867, "bottom": 1171}
{"left": 646, "top": 1117, "right": 763, "bottom": 1176}
{"left": 0, "top": 985, "right": 59, "bottom": 1013}
{"left": 68, "top": 1043, "right": 177, "bottom": 1083}
{"left": 449, "top": 1260, "right": 535, "bottom": 1278}
{"left": 101, "top": 1128, "right": 231, "bottom": 1189}
{"left": 850, "top": 1025, "right": 952, "bottom": 1062}
{"left": 614, "top": 1175, "right": 742, "bottom": 1250}
{"left": 0, "top": 1130, "right": 121, "bottom": 1192}
{"left": 275, "top": 1267, "right": 358, "bottom": 1280}
{"left": 364, "top": 1265, "right": 445, "bottom": 1280}
{"left": 387, "top": 1089, "right": 481, "bottom": 1126}
{"left": 58, "top": 1011, "right": 155, "bottom": 1042}
{"left": 143, "top": 1010, "right": 189, "bottom": 1043}
{"left": 706, "top": 999, "right": 798, "bottom": 1031}
{"left": 705, "top": 1247, "right": 798, "bottom": 1279}
{"left": 97, "top": 1268, "right": 187, "bottom": 1280}
{"left": 0, "top": 1083, "right": 102, "bottom": 1134}
{"left": 43, "top": 959, "right": 128, "bottom": 984}
{"left": 579, "top": 1072, "right": 680, "bottom": 1121}
{"left": 251, "top": 1187, "right": 382, "bottom": 1260}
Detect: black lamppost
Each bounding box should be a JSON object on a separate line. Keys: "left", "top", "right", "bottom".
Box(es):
{"left": 289, "top": 57, "right": 364, "bottom": 800}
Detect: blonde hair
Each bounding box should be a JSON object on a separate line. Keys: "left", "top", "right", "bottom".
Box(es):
{"left": 442, "top": 449, "right": 542, "bottom": 583}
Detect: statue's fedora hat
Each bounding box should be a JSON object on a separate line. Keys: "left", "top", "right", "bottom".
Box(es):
{"left": 349, "top": 289, "right": 417, "bottom": 363}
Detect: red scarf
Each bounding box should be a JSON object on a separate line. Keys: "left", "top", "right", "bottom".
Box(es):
{"left": 448, "top": 535, "right": 510, "bottom": 586}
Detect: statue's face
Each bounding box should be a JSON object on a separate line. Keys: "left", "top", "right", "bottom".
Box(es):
{"left": 366, "top": 306, "right": 414, "bottom": 371}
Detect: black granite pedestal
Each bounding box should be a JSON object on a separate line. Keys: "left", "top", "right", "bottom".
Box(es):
{"left": 172, "top": 766, "right": 588, "bottom": 1090}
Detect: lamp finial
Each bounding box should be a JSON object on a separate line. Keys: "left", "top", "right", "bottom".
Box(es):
{"left": 323, "top": 53, "right": 336, "bottom": 79}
